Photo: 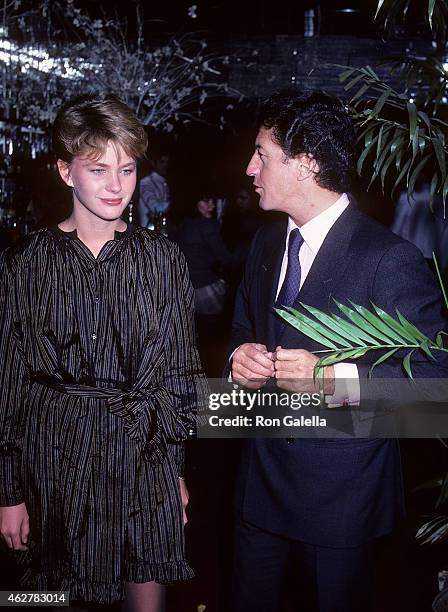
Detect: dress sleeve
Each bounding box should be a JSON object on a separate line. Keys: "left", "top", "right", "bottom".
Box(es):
{"left": 0, "top": 252, "right": 27, "bottom": 506}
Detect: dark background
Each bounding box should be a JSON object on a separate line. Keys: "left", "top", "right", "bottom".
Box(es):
{"left": 2, "top": 2, "right": 448, "bottom": 611}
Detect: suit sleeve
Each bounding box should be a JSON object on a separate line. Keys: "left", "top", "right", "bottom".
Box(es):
{"left": 0, "top": 252, "right": 27, "bottom": 506}
{"left": 358, "top": 241, "right": 448, "bottom": 379}
{"left": 227, "top": 230, "right": 263, "bottom": 359}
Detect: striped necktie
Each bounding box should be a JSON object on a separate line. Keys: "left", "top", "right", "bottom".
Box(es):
{"left": 275, "top": 228, "right": 304, "bottom": 341}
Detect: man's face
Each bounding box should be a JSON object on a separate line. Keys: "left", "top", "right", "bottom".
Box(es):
{"left": 246, "top": 127, "right": 300, "bottom": 215}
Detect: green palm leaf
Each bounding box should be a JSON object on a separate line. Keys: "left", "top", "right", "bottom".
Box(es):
{"left": 348, "top": 301, "right": 407, "bottom": 343}
{"left": 277, "top": 297, "right": 447, "bottom": 378}
{"left": 274, "top": 308, "right": 337, "bottom": 349}
{"left": 285, "top": 306, "right": 350, "bottom": 347}
{"left": 295, "top": 304, "right": 356, "bottom": 347}
{"left": 369, "top": 348, "right": 400, "bottom": 377}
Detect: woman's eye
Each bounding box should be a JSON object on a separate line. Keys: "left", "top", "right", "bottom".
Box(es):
{"left": 122, "top": 168, "right": 134, "bottom": 176}
{"left": 90, "top": 169, "right": 105, "bottom": 174}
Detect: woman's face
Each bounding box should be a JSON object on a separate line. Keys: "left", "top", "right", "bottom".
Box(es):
{"left": 57, "top": 140, "right": 137, "bottom": 223}
{"left": 197, "top": 198, "right": 215, "bottom": 219}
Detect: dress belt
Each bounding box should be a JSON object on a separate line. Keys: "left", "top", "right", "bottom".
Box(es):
{"left": 29, "top": 373, "right": 189, "bottom": 464}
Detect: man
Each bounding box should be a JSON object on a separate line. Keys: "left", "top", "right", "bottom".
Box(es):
{"left": 138, "top": 152, "right": 170, "bottom": 227}
{"left": 229, "top": 91, "right": 447, "bottom": 612}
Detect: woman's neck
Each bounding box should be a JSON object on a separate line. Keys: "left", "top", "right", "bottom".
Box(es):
{"left": 58, "top": 211, "right": 127, "bottom": 258}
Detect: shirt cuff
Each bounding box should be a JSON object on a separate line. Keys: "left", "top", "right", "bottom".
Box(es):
{"left": 326, "top": 362, "right": 360, "bottom": 407}
{"left": 228, "top": 346, "right": 241, "bottom": 383}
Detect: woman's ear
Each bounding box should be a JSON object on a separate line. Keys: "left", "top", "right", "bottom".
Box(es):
{"left": 57, "top": 160, "right": 73, "bottom": 187}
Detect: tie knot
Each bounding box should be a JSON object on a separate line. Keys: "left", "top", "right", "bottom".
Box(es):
{"left": 288, "top": 228, "right": 303, "bottom": 258}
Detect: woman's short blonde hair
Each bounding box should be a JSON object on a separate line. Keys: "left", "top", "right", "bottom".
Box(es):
{"left": 52, "top": 94, "right": 148, "bottom": 162}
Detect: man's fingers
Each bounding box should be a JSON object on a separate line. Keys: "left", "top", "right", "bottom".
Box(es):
{"left": 235, "top": 363, "right": 270, "bottom": 382}
{"left": 235, "top": 344, "right": 274, "bottom": 372}
{"left": 274, "top": 361, "right": 297, "bottom": 373}
{"left": 241, "top": 360, "right": 273, "bottom": 378}
{"left": 232, "top": 371, "right": 266, "bottom": 390}
{"left": 253, "top": 343, "right": 269, "bottom": 352}
{"left": 275, "top": 348, "right": 307, "bottom": 361}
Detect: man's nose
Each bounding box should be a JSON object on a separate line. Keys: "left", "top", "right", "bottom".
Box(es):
{"left": 246, "top": 153, "right": 259, "bottom": 176}
{"left": 106, "top": 172, "right": 122, "bottom": 193}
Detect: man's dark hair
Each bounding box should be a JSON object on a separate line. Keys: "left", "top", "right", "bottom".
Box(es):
{"left": 258, "top": 90, "right": 356, "bottom": 193}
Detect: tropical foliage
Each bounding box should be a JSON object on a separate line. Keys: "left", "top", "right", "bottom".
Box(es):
{"left": 336, "top": 0, "right": 448, "bottom": 207}
{"left": 339, "top": 64, "right": 448, "bottom": 209}
{"left": 276, "top": 298, "right": 448, "bottom": 379}
{"left": 374, "top": 0, "right": 448, "bottom": 48}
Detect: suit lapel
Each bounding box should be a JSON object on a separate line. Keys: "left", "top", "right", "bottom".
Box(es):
{"left": 258, "top": 220, "right": 287, "bottom": 351}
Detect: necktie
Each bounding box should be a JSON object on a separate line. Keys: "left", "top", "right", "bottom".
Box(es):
{"left": 275, "top": 228, "right": 304, "bottom": 342}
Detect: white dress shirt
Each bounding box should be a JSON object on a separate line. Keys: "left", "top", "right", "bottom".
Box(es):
{"left": 277, "top": 193, "right": 359, "bottom": 406}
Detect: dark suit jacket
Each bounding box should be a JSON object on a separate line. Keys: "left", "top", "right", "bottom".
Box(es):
{"left": 230, "top": 201, "right": 448, "bottom": 547}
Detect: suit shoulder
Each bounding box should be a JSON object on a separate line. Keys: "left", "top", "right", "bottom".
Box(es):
{"left": 250, "top": 220, "right": 286, "bottom": 248}
{"left": 351, "top": 208, "right": 418, "bottom": 255}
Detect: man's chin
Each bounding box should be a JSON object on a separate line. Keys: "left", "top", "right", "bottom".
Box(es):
{"left": 259, "top": 199, "right": 272, "bottom": 211}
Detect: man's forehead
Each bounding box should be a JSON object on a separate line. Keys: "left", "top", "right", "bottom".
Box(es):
{"left": 255, "top": 127, "right": 275, "bottom": 148}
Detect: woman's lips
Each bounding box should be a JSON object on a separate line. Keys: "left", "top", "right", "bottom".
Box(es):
{"left": 100, "top": 198, "right": 123, "bottom": 206}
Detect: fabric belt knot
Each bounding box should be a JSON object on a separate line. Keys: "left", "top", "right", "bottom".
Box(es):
{"left": 29, "top": 374, "right": 190, "bottom": 465}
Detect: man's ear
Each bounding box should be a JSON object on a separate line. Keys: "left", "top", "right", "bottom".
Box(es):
{"left": 56, "top": 160, "right": 74, "bottom": 187}
{"left": 297, "top": 153, "right": 319, "bottom": 179}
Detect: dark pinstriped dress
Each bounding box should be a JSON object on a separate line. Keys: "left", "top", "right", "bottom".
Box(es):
{"left": 0, "top": 225, "right": 206, "bottom": 604}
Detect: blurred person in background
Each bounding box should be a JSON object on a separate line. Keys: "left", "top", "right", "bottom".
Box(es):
{"left": 138, "top": 153, "right": 170, "bottom": 228}
{"left": 177, "top": 193, "right": 244, "bottom": 375}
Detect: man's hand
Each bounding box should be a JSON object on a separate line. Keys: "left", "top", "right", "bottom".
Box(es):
{"left": 0, "top": 503, "right": 29, "bottom": 551}
{"left": 231, "top": 343, "right": 275, "bottom": 389}
{"left": 179, "top": 478, "right": 189, "bottom": 526}
{"left": 274, "top": 347, "right": 335, "bottom": 395}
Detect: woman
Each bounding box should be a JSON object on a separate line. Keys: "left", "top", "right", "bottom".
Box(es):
{"left": 0, "top": 95, "right": 205, "bottom": 610}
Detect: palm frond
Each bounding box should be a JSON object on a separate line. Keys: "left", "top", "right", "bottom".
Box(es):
{"left": 416, "top": 515, "right": 448, "bottom": 544}
{"left": 374, "top": 0, "right": 448, "bottom": 48}
{"left": 275, "top": 299, "right": 447, "bottom": 377}
{"left": 337, "top": 64, "right": 448, "bottom": 206}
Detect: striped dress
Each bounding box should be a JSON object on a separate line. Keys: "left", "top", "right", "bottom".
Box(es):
{"left": 0, "top": 225, "right": 206, "bottom": 604}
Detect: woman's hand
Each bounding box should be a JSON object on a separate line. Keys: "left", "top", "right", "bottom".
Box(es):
{"left": 178, "top": 478, "right": 189, "bottom": 526}
{"left": 0, "top": 503, "right": 29, "bottom": 550}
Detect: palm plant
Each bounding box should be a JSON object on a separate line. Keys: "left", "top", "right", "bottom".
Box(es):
{"left": 276, "top": 250, "right": 448, "bottom": 380}
{"left": 374, "top": 0, "right": 447, "bottom": 48}
{"left": 335, "top": 0, "right": 448, "bottom": 208}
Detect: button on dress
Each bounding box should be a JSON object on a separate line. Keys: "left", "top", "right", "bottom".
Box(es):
{"left": 0, "top": 225, "right": 206, "bottom": 604}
